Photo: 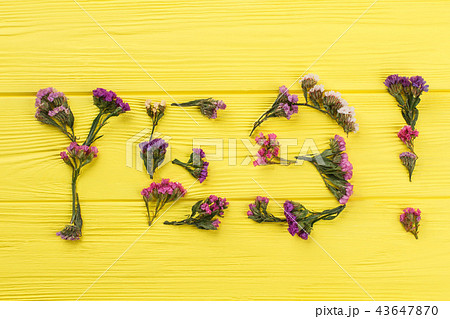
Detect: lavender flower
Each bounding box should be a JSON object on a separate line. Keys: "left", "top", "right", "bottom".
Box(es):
{"left": 140, "top": 138, "right": 169, "bottom": 179}
{"left": 296, "top": 135, "right": 354, "bottom": 204}
{"left": 164, "top": 195, "right": 228, "bottom": 230}
{"left": 400, "top": 207, "right": 421, "bottom": 239}
{"left": 84, "top": 88, "right": 130, "bottom": 146}
{"left": 35, "top": 87, "right": 75, "bottom": 141}
{"left": 172, "top": 98, "right": 226, "bottom": 119}
{"left": 249, "top": 86, "right": 299, "bottom": 135}
{"left": 399, "top": 152, "right": 417, "bottom": 182}
{"left": 172, "top": 148, "right": 209, "bottom": 183}
{"left": 384, "top": 74, "right": 428, "bottom": 129}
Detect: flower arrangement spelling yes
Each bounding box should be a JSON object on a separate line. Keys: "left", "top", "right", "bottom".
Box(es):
{"left": 247, "top": 196, "right": 345, "bottom": 240}
{"left": 35, "top": 87, "right": 130, "bottom": 240}
{"left": 249, "top": 74, "right": 358, "bottom": 136}
{"left": 384, "top": 75, "right": 428, "bottom": 181}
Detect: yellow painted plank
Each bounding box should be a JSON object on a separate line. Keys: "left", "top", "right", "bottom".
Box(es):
{"left": 1, "top": 0, "right": 450, "bottom": 301}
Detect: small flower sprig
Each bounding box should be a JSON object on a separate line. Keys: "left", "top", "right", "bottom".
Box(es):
{"left": 139, "top": 99, "right": 168, "bottom": 179}
{"left": 295, "top": 135, "right": 354, "bottom": 204}
{"left": 141, "top": 179, "right": 186, "bottom": 226}
{"left": 400, "top": 207, "right": 421, "bottom": 239}
{"left": 384, "top": 75, "right": 428, "bottom": 181}
{"left": 172, "top": 148, "right": 209, "bottom": 183}
{"left": 84, "top": 88, "right": 131, "bottom": 146}
{"left": 35, "top": 87, "right": 76, "bottom": 141}
{"left": 384, "top": 75, "right": 428, "bottom": 129}
{"left": 140, "top": 138, "right": 169, "bottom": 179}
{"left": 284, "top": 200, "right": 346, "bottom": 240}
{"left": 164, "top": 195, "right": 228, "bottom": 230}
{"left": 299, "top": 74, "right": 359, "bottom": 135}
{"left": 145, "top": 99, "right": 166, "bottom": 139}
{"left": 247, "top": 196, "right": 285, "bottom": 223}
{"left": 58, "top": 143, "right": 98, "bottom": 240}
{"left": 249, "top": 86, "right": 298, "bottom": 136}
{"left": 35, "top": 87, "right": 130, "bottom": 240}
{"left": 252, "top": 132, "right": 296, "bottom": 166}
{"left": 246, "top": 196, "right": 345, "bottom": 240}
{"left": 172, "top": 98, "right": 226, "bottom": 119}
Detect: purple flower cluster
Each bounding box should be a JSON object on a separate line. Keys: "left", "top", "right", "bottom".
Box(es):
{"left": 48, "top": 105, "right": 70, "bottom": 117}
{"left": 92, "top": 88, "right": 130, "bottom": 113}
{"left": 172, "top": 148, "right": 209, "bottom": 183}
{"left": 208, "top": 100, "right": 227, "bottom": 119}
{"left": 56, "top": 225, "right": 81, "bottom": 241}
{"left": 35, "top": 87, "right": 67, "bottom": 109}
{"left": 140, "top": 138, "right": 169, "bottom": 179}
{"left": 284, "top": 201, "right": 308, "bottom": 240}
{"left": 385, "top": 74, "right": 428, "bottom": 97}
{"left": 253, "top": 133, "right": 281, "bottom": 166}
{"left": 278, "top": 86, "right": 299, "bottom": 120}
{"left": 400, "top": 207, "right": 421, "bottom": 239}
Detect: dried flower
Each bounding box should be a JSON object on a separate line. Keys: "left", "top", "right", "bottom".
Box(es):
{"left": 172, "top": 148, "right": 209, "bottom": 183}
{"left": 145, "top": 99, "right": 166, "bottom": 139}
{"left": 300, "top": 74, "right": 320, "bottom": 101}
{"left": 252, "top": 132, "right": 296, "bottom": 166}
{"left": 249, "top": 86, "right": 299, "bottom": 135}
{"left": 398, "top": 125, "right": 419, "bottom": 151}
{"left": 140, "top": 138, "right": 169, "bottom": 179}
{"left": 296, "top": 135, "right": 354, "bottom": 204}
{"left": 384, "top": 74, "right": 428, "bottom": 129}
{"left": 399, "top": 152, "right": 417, "bottom": 182}
{"left": 35, "top": 87, "right": 76, "bottom": 141}
{"left": 247, "top": 197, "right": 345, "bottom": 240}
{"left": 284, "top": 201, "right": 345, "bottom": 240}
{"left": 164, "top": 195, "right": 229, "bottom": 230}
{"left": 400, "top": 207, "right": 421, "bottom": 239}
{"left": 141, "top": 179, "right": 186, "bottom": 225}
{"left": 246, "top": 196, "right": 285, "bottom": 223}
{"left": 56, "top": 224, "right": 81, "bottom": 241}
{"left": 84, "top": 88, "right": 130, "bottom": 146}
{"left": 172, "top": 98, "right": 226, "bottom": 119}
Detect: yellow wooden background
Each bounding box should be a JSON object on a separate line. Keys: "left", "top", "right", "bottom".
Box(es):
{"left": 1, "top": 0, "right": 449, "bottom": 300}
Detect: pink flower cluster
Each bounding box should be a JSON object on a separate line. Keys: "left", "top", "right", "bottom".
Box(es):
{"left": 141, "top": 179, "right": 186, "bottom": 200}
{"left": 339, "top": 153, "right": 353, "bottom": 180}
{"left": 48, "top": 105, "right": 70, "bottom": 117}
{"left": 199, "top": 195, "right": 229, "bottom": 221}
{"left": 339, "top": 183, "right": 354, "bottom": 205}
{"left": 60, "top": 142, "right": 98, "bottom": 162}
{"left": 253, "top": 133, "right": 280, "bottom": 166}
{"left": 35, "top": 87, "right": 66, "bottom": 108}
{"left": 400, "top": 207, "right": 421, "bottom": 239}
{"left": 334, "top": 134, "right": 346, "bottom": 152}
{"left": 247, "top": 196, "right": 269, "bottom": 216}
{"left": 398, "top": 125, "right": 419, "bottom": 146}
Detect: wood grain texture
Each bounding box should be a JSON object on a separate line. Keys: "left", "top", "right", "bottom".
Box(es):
{"left": 1, "top": 0, "right": 450, "bottom": 300}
